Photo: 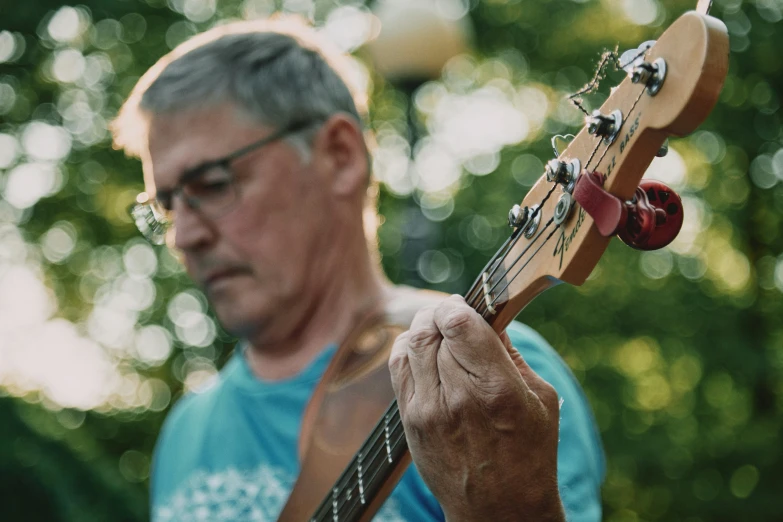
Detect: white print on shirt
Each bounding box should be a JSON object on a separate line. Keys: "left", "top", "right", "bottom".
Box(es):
{"left": 153, "top": 463, "right": 405, "bottom": 522}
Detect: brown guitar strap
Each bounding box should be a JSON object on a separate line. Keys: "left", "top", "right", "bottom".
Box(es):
{"left": 277, "top": 287, "right": 446, "bottom": 522}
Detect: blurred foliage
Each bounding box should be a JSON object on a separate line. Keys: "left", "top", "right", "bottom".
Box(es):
{"left": 1, "top": 0, "right": 782, "bottom": 521}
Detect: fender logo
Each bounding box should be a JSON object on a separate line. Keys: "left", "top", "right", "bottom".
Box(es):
{"left": 553, "top": 206, "right": 586, "bottom": 270}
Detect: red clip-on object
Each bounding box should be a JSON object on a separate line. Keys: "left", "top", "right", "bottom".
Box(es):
{"left": 572, "top": 170, "right": 684, "bottom": 250}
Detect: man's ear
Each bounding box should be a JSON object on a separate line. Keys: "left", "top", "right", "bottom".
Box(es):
{"left": 311, "top": 113, "right": 369, "bottom": 198}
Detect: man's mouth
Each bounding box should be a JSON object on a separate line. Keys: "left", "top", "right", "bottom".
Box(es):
{"left": 203, "top": 267, "right": 250, "bottom": 288}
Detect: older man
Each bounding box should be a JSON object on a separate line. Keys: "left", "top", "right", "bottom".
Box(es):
{"left": 113, "top": 18, "right": 604, "bottom": 522}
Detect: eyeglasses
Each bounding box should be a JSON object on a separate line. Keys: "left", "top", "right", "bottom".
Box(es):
{"left": 129, "top": 121, "right": 313, "bottom": 245}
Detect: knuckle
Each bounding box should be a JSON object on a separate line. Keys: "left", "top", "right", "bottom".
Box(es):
{"left": 404, "top": 405, "right": 438, "bottom": 438}
{"left": 478, "top": 380, "right": 519, "bottom": 416}
{"left": 440, "top": 309, "right": 475, "bottom": 338}
{"left": 445, "top": 388, "right": 473, "bottom": 416}
{"left": 407, "top": 328, "right": 441, "bottom": 352}
{"left": 388, "top": 350, "right": 408, "bottom": 374}
{"left": 538, "top": 381, "right": 561, "bottom": 412}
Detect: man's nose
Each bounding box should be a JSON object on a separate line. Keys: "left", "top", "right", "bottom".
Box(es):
{"left": 172, "top": 198, "right": 216, "bottom": 252}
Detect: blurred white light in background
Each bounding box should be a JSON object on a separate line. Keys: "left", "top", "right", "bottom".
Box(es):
{"left": 372, "top": 134, "right": 414, "bottom": 196}
{"left": 417, "top": 249, "right": 451, "bottom": 284}
{"left": 775, "top": 256, "right": 783, "bottom": 292}
{"left": 1, "top": 319, "right": 119, "bottom": 410}
{"left": 184, "top": 0, "right": 217, "bottom": 23}
{"left": 434, "top": 0, "right": 470, "bottom": 20}
{"left": 242, "top": 0, "right": 277, "bottom": 19}
{"left": 749, "top": 154, "right": 778, "bottom": 189}
{"left": 0, "top": 265, "right": 55, "bottom": 330}
{"left": 414, "top": 139, "right": 462, "bottom": 193}
{"left": 640, "top": 250, "right": 674, "bottom": 279}
{"left": 323, "top": 6, "right": 375, "bottom": 53}
{"left": 623, "top": 0, "right": 659, "bottom": 25}
{"left": 772, "top": 148, "right": 783, "bottom": 181}
{"left": 0, "top": 133, "right": 20, "bottom": 168}
{"left": 91, "top": 19, "right": 122, "bottom": 50}
{"left": 183, "top": 357, "right": 218, "bottom": 393}
{"left": 22, "top": 122, "right": 72, "bottom": 161}
{"left": 515, "top": 86, "right": 549, "bottom": 128}
{"left": 82, "top": 53, "right": 115, "bottom": 88}
{"left": 47, "top": 7, "right": 83, "bottom": 43}
{"left": 0, "top": 82, "right": 16, "bottom": 115}
{"left": 118, "top": 275, "right": 157, "bottom": 312}
{"left": 52, "top": 49, "right": 86, "bottom": 83}
{"left": 41, "top": 221, "right": 77, "bottom": 264}
{"left": 135, "top": 325, "right": 173, "bottom": 367}
{"left": 669, "top": 196, "right": 711, "bottom": 256}
{"left": 0, "top": 31, "right": 16, "bottom": 63}
{"left": 168, "top": 290, "right": 204, "bottom": 323}
{"left": 0, "top": 225, "right": 27, "bottom": 264}
{"left": 3, "top": 163, "right": 61, "bottom": 209}
{"left": 175, "top": 312, "right": 217, "bottom": 347}
{"left": 463, "top": 151, "right": 500, "bottom": 176}
{"left": 87, "top": 288, "right": 140, "bottom": 350}
{"left": 511, "top": 154, "right": 544, "bottom": 187}
{"left": 690, "top": 130, "right": 727, "bottom": 165}
{"left": 139, "top": 378, "right": 172, "bottom": 412}
{"left": 644, "top": 147, "right": 687, "bottom": 190}
{"left": 124, "top": 241, "right": 158, "bottom": 278}
{"left": 430, "top": 87, "right": 529, "bottom": 161}
{"left": 419, "top": 192, "right": 455, "bottom": 222}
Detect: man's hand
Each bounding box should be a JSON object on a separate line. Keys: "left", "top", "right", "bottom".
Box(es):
{"left": 388, "top": 295, "right": 565, "bottom": 522}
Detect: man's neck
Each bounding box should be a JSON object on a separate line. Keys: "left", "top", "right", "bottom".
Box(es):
{"left": 243, "top": 242, "right": 388, "bottom": 381}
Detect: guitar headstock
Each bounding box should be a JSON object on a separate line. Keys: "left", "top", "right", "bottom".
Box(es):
{"left": 478, "top": 11, "right": 729, "bottom": 331}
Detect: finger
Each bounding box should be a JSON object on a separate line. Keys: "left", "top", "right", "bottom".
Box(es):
{"left": 499, "top": 330, "right": 560, "bottom": 411}
{"left": 405, "top": 306, "right": 442, "bottom": 399}
{"left": 433, "top": 295, "right": 515, "bottom": 378}
{"left": 389, "top": 331, "right": 415, "bottom": 414}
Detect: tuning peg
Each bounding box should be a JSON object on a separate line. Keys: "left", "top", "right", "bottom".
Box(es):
{"left": 657, "top": 139, "right": 669, "bottom": 157}
{"left": 620, "top": 40, "right": 657, "bottom": 72}
{"left": 616, "top": 180, "right": 683, "bottom": 250}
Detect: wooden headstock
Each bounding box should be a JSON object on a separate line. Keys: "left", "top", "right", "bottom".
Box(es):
{"left": 482, "top": 11, "right": 729, "bottom": 332}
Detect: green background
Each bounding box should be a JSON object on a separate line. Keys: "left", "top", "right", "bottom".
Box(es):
{"left": 1, "top": 0, "right": 781, "bottom": 520}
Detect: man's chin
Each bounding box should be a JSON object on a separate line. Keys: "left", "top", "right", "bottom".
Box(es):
{"left": 212, "top": 305, "right": 271, "bottom": 341}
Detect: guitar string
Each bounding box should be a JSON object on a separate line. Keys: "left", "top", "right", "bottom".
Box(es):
{"left": 314, "top": 404, "right": 405, "bottom": 522}
{"left": 311, "top": 402, "right": 402, "bottom": 521}
{"left": 591, "top": 85, "right": 647, "bottom": 175}
{"left": 485, "top": 220, "right": 562, "bottom": 314}
{"left": 472, "top": 76, "right": 649, "bottom": 316}
{"left": 310, "top": 399, "right": 403, "bottom": 520}
{"left": 478, "top": 182, "right": 560, "bottom": 292}
{"left": 328, "top": 414, "right": 407, "bottom": 522}
{"left": 474, "top": 214, "right": 555, "bottom": 316}
{"left": 338, "top": 421, "right": 409, "bottom": 522}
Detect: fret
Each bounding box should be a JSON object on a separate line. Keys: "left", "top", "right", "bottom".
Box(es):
{"left": 331, "top": 487, "right": 339, "bottom": 522}
{"left": 357, "top": 451, "right": 366, "bottom": 505}
{"left": 384, "top": 412, "right": 393, "bottom": 464}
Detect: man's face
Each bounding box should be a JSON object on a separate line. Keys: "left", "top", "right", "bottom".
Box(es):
{"left": 147, "top": 104, "right": 333, "bottom": 341}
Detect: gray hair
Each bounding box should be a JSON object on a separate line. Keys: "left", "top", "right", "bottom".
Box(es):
{"left": 112, "top": 18, "right": 368, "bottom": 161}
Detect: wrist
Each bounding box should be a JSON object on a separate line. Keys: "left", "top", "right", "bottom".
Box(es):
{"left": 443, "top": 486, "right": 565, "bottom": 522}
